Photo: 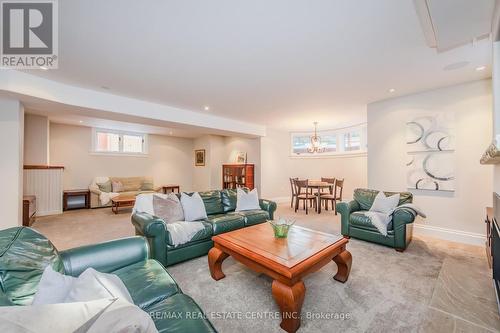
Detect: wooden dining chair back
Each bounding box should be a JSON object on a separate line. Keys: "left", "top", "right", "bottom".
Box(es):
{"left": 333, "top": 179, "right": 344, "bottom": 215}
{"left": 294, "top": 179, "right": 316, "bottom": 214}
{"left": 289, "top": 177, "right": 299, "bottom": 208}
{"left": 321, "top": 177, "right": 336, "bottom": 194}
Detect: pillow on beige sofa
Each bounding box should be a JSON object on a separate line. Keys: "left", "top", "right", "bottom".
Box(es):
{"left": 142, "top": 178, "right": 154, "bottom": 191}
{"left": 97, "top": 180, "right": 112, "bottom": 193}
{"left": 112, "top": 181, "right": 124, "bottom": 192}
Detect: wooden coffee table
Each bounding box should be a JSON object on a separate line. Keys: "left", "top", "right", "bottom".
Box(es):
{"left": 208, "top": 223, "right": 352, "bottom": 333}
{"left": 111, "top": 195, "right": 136, "bottom": 214}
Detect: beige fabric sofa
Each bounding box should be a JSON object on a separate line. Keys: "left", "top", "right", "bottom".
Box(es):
{"left": 89, "top": 176, "right": 161, "bottom": 208}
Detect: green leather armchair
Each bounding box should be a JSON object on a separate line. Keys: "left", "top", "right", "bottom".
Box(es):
{"left": 132, "top": 189, "right": 277, "bottom": 266}
{"left": 0, "top": 227, "right": 217, "bottom": 332}
{"left": 336, "top": 188, "right": 415, "bottom": 251}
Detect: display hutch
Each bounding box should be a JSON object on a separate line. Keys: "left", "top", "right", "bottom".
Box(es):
{"left": 222, "top": 164, "right": 254, "bottom": 190}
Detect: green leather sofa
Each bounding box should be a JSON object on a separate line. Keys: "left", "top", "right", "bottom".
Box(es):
{"left": 132, "top": 189, "right": 277, "bottom": 266}
{"left": 0, "top": 227, "right": 217, "bottom": 333}
{"left": 336, "top": 188, "right": 415, "bottom": 251}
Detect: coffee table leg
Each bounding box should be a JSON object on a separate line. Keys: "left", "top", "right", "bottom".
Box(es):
{"left": 333, "top": 249, "right": 352, "bottom": 283}
{"left": 272, "top": 280, "right": 305, "bottom": 333}
{"left": 208, "top": 247, "right": 229, "bottom": 281}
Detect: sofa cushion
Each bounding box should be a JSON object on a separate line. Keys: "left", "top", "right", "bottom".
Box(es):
{"left": 141, "top": 177, "right": 154, "bottom": 191}
{"left": 350, "top": 211, "right": 394, "bottom": 233}
{"left": 221, "top": 189, "right": 237, "bottom": 212}
{"left": 166, "top": 222, "right": 213, "bottom": 247}
{"left": 0, "top": 227, "right": 64, "bottom": 305}
{"left": 146, "top": 294, "right": 217, "bottom": 333}
{"left": 110, "top": 177, "right": 144, "bottom": 192}
{"left": 112, "top": 259, "right": 179, "bottom": 309}
{"left": 97, "top": 180, "right": 112, "bottom": 193}
{"left": 353, "top": 189, "right": 412, "bottom": 211}
{"left": 205, "top": 214, "right": 245, "bottom": 235}
{"left": 199, "top": 190, "right": 224, "bottom": 215}
{"left": 231, "top": 209, "right": 269, "bottom": 226}
{"left": 117, "top": 190, "right": 156, "bottom": 197}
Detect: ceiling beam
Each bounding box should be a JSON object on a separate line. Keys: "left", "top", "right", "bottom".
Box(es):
{"left": 0, "top": 70, "right": 266, "bottom": 137}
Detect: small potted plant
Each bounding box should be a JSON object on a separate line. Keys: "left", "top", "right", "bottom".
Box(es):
{"left": 269, "top": 217, "right": 296, "bottom": 238}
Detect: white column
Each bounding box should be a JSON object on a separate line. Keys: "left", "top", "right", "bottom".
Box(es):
{"left": 0, "top": 99, "right": 24, "bottom": 229}
{"left": 24, "top": 114, "right": 49, "bottom": 165}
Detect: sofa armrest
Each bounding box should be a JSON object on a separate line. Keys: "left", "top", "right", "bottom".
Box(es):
{"left": 336, "top": 200, "right": 361, "bottom": 236}
{"left": 131, "top": 212, "right": 168, "bottom": 266}
{"left": 0, "top": 290, "right": 13, "bottom": 306}
{"left": 260, "top": 199, "right": 277, "bottom": 220}
{"left": 392, "top": 209, "right": 416, "bottom": 228}
{"left": 392, "top": 209, "right": 416, "bottom": 250}
{"left": 60, "top": 236, "right": 149, "bottom": 277}
{"left": 89, "top": 185, "right": 101, "bottom": 195}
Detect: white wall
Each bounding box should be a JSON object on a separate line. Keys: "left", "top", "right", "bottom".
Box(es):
{"left": 368, "top": 80, "right": 492, "bottom": 241}
{"left": 223, "top": 136, "right": 262, "bottom": 192}
{"left": 24, "top": 114, "right": 49, "bottom": 165}
{"left": 192, "top": 135, "right": 262, "bottom": 192}
{"left": 492, "top": 42, "right": 500, "bottom": 193}
{"left": 50, "top": 123, "right": 194, "bottom": 191}
{"left": 0, "top": 99, "right": 24, "bottom": 229}
{"left": 260, "top": 128, "right": 367, "bottom": 201}
{"left": 193, "top": 135, "right": 212, "bottom": 191}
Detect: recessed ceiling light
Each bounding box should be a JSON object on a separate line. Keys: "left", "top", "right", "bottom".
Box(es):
{"left": 475, "top": 66, "right": 486, "bottom": 71}
{"left": 204, "top": 106, "right": 210, "bottom": 111}
{"left": 79, "top": 120, "right": 83, "bottom": 123}
{"left": 388, "top": 88, "right": 396, "bottom": 93}
{"left": 169, "top": 131, "right": 173, "bottom": 135}
{"left": 39, "top": 66, "right": 48, "bottom": 70}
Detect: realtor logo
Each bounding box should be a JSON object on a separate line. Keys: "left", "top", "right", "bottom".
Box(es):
{"left": 1, "top": 0, "right": 58, "bottom": 68}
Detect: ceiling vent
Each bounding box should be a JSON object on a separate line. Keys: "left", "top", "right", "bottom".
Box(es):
{"left": 414, "top": 0, "right": 497, "bottom": 52}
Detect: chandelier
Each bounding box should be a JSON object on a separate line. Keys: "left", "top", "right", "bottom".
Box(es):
{"left": 307, "top": 122, "right": 325, "bottom": 153}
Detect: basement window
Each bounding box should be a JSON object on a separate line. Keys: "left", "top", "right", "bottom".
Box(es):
{"left": 92, "top": 128, "right": 148, "bottom": 155}
{"left": 290, "top": 124, "right": 367, "bottom": 157}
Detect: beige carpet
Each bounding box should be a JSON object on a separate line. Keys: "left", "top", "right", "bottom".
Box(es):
{"left": 33, "top": 204, "right": 500, "bottom": 332}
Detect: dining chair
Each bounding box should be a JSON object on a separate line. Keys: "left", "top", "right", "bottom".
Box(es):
{"left": 320, "top": 178, "right": 344, "bottom": 213}
{"left": 333, "top": 179, "right": 344, "bottom": 215}
{"left": 319, "top": 177, "right": 336, "bottom": 209}
{"left": 289, "top": 177, "right": 298, "bottom": 208}
{"left": 320, "top": 177, "right": 336, "bottom": 194}
{"left": 294, "top": 179, "right": 316, "bottom": 214}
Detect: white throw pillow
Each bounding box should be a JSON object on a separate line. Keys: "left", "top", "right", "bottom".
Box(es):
{"left": 0, "top": 298, "right": 158, "bottom": 333}
{"left": 65, "top": 268, "right": 133, "bottom": 304}
{"left": 369, "top": 192, "right": 400, "bottom": 214}
{"left": 236, "top": 188, "right": 260, "bottom": 211}
{"left": 32, "top": 266, "right": 76, "bottom": 305}
{"left": 180, "top": 192, "right": 208, "bottom": 221}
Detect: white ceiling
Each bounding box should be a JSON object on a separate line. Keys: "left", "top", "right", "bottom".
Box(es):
{"left": 25, "top": 0, "right": 493, "bottom": 131}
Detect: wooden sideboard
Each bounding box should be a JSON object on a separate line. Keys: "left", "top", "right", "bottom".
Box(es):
{"left": 222, "top": 164, "right": 254, "bottom": 190}
{"left": 23, "top": 195, "right": 36, "bottom": 227}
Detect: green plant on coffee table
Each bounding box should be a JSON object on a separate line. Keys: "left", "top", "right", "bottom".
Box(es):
{"left": 269, "top": 217, "right": 296, "bottom": 238}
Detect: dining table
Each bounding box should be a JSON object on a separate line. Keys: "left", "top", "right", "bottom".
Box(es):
{"left": 307, "top": 180, "right": 334, "bottom": 214}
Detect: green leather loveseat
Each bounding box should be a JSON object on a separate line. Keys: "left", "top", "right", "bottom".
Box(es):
{"left": 336, "top": 188, "right": 415, "bottom": 251}
{"left": 132, "top": 189, "right": 277, "bottom": 266}
{"left": 0, "top": 227, "right": 217, "bottom": 333}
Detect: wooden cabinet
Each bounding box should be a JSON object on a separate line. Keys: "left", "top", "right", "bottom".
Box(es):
{"left": 23, "top": 195, "right": 36, "bottom": 227}
{"left": 63, "top": 189, "right": 90, "bottom": 211}
{"left": 222, "top": 164, "right": 254, "bottom": 190}
{"left": 487, "top": 206, "right": 494, "bottom": 268}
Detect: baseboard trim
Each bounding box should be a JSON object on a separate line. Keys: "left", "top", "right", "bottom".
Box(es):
{"left": 36, "top": 210, "right": 63, "bottom": 217}
{"left": 413, "top": 223, "right": 486, "bottom": 246}
{"left": 269, "top": 196, "right": 290, "bottom": 203}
